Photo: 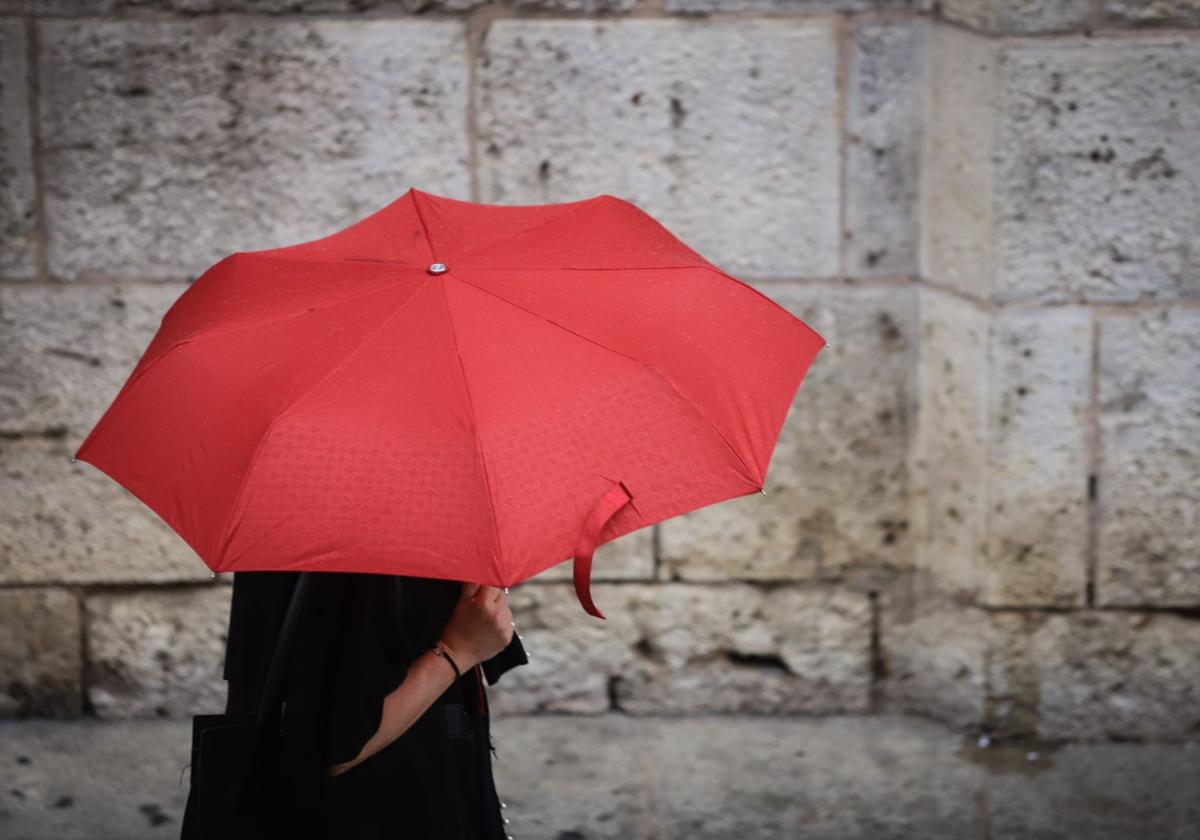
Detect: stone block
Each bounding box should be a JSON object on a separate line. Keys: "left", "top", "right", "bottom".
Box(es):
{"left": 919, "top": 24, "right": 998, "bottom": 300}
{"left": 985, "top": 610, "right": 1200, "bottom": 740}
{"left": 0, "top": 1, "right": 112, "bottom": 11}
{"left": 935, "top": 0, "right": 1093, "bottom": 32}
{"left": 923, "top": 26, "right": 1200, "bottom": 303}
{"left": 0, "top": 436, "right": 212, "bottom": 585}
{"left": 663, "top": 0, "right": 898, "bottom": 9}
{"left": 845, "top": 18, "right": 927, "bottom": 278}
{"left": 910, "top": 287, "right": 1090, "bottom": 607}
{"left": 1103, "top": 0, "right": 1200, "bottom": 26}
{"left": 984, "top": 738, "right": 1200, "bottom": 839}
{"left": 0, "top": 20, "right": 36, "bottom": 279}
{"left": 643, "top": 715, "right": 980, "bottom": 839}
{"left": 0, "top": 282, "right": 183, "bottom": 435}
{"left": 38, "top": 19, "right": 470, "bottom": 281}
{"left": 879, "top": 574, "right": 987, "bottom": 728}
{"left": 1097, "top": 308, "right": 1200, "bottom": 606}
{"left": 659, "top": 283, "right": 914, "bottom": 582}
{"left": 0, "top": 588, "right": 81, "bottom": 717}
{"left": 85, "top": 585, "right": 231, "bottom": 718}
{"left": 491, "top": 582, "right": 871, "bottom": 715}
{"left": 477, "top": 18, "right": 840, "bottom": 279}
{"left": 488, "top": 715, "right": 649, "bottom": 840}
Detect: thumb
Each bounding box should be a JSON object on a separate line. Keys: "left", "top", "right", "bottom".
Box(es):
{"left": 460, "top": 581, "right": 482, "bottom": 601}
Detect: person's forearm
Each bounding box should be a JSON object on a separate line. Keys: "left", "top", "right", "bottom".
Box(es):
{"left": 327, "top": 642, "right": 474, "bottom": 777}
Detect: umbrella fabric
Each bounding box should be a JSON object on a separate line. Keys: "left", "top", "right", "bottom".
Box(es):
{"left": 74, "top": 187, "right": 827, "bottom": 618}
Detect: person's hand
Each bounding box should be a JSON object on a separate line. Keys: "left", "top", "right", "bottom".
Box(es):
{"left": 438, "top": 583, "right": 514, "bottom": 672}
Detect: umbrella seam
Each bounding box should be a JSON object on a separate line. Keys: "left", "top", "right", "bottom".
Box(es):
{"left": 212, "top": 281, "right": 432, "bottom": 572}
{"left": 451, "top": 272, "right": 763, "bottom": 491}
{"left": 435, "top": 273, "right": 507, "bottom": 587}
{"left": 454, "top": 263, "right": 712, "bottom": 272}
{"left": 411, "top": 190, "right": 506, "bottom": 586}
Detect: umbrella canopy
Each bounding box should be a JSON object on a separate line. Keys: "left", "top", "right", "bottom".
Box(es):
{"left": 73, "top": 187, "right": 828, "bottom": 618}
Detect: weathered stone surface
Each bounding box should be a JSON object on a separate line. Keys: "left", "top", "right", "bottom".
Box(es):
{"left": 490, "top": 582, "right": 871, "bottom": 715}
{"left": 0, "top": 282, "right": 183, "bottom": 434}
{"left": 533, "top": 526, "right": 653, "bottom": 583}
{"left": 845, "top": 18, "right": 926, "bottom": 277}
{"left": 0, "top": 1, "right": 112, "bottom": 12}
{"left": 985, "top": 610, "right": 1200, "bottom": 740}
{"left": 644, "top": 715, "right": 980, "bottom": 839}
{"left": 995, "top": 38, "right": 1200, "bottom": 303}
{"left": 477, "top": 19, "right": 840, "bottom": 279}
{"left": 85, "top": 585, "right": 230, "bottom": 718}
{"left": 0, "top": 588, "right": 81, "bottom": 717}
{"left": 1097, "top": 308, "right": 1200, "bottom": 606}
{"left": 38, "top": 19, "right": 470, "bottom": 281}
{"left": 909, "top": 290, "right": 989, "bottom": 597}
{"left": 984, "top": 305, "right": 1090, "bottom": 605}
{"left": 1103, "top": 0, "right": 1200, "bottom": 26}
{"left": 934, "top": 0, "right": 1092, "bottom": 31}
{"left": 664, "top": 0, "right": 897, "bottom": 10}
{"left": 5, "top": 714, "right": 1200, "bottom": 840}
{"left": 489, "top": 714, "right": 649, "bottom": 840}
{"left": 919, "top": 24, "right": 998, "bottom": 300}
{"left": 924, "top": 28, "right": 1200, "bottom": 303}
{"left": 880, "top": 575, "right": 987, "bottom": 728}
{"left": 57, "top": 0, "right": 637, "bottom": 11}
{"left": 0, "top": 21, "right": 36, "bottom": 279}
{"left": 0, "top": 437, "right": 212, "bottom": 585}
{"left": 659, "top": 283, "right": 914, "bottom": 582}
{"left": 0, "top": 718, "right": 191, "bottom": 840}
{"left": 984, "top": 739, "right": 1200, "bottom": 840}
{"left": 910, "top": 288, "right": 1089, "bottom": 607}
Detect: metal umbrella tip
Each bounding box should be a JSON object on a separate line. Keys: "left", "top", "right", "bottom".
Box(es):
{"left": 70, "top": 456, "right": 77, "bottom": 463}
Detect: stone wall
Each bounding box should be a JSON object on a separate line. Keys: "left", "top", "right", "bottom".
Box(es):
{"left": 1, "top": 0, "right": 1196, "bottom": 743}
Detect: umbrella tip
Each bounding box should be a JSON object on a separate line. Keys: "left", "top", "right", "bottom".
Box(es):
{"left": 69, "top": 456, "right": 77, "bottom": 463}
{"left": 824, "top": 342, "right": 831, "bottom": 349}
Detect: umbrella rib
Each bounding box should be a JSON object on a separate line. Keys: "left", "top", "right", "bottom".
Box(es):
{"left": 436, "top": 277, "right": 507, "bottom": 587}
{"left": 212, "top": 281, "right": 431, "bottom": 571}
{"left": 451, "top": 272, "right": 762, "bottom": 490}
{"left": 411, "top": 191, "right": 506, "bottom": 584}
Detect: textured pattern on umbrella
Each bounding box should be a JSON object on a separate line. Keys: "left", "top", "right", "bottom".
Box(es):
{"left": 73, "top": 188, "right": 828, "bottom": 618}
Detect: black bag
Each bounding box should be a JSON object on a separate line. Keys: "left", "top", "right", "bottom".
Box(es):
{"left": 181, "top": 572, "right": 313, "bottom": 840}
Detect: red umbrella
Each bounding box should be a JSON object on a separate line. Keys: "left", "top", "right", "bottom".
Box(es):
{"left": 73, "top": 188, "right": 828, "bottom": 618}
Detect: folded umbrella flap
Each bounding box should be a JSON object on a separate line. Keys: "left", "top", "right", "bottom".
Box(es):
{"left": 572, "top": 480, "right": 634, "bottom": 620}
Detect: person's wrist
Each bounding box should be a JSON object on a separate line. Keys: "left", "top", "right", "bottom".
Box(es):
{"left": 436, "top": 637, "right": 477, "bottom": 673}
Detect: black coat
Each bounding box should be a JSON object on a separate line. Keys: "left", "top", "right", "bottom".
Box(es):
{"left": 216, "top": 571, "right": 528, "bottom": 840}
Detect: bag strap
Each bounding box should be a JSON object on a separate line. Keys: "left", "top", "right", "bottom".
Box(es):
{"left": 256, "top": 571, "right": 313, "bottom": 728}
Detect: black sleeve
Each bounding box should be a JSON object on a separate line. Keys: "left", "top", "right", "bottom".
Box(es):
{"left": 481, "top": 632, "right": 529, "bottom": 686}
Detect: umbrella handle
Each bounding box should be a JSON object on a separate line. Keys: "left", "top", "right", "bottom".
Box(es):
{"left": 573, "top": 480, "right": 633, "bottom": 620}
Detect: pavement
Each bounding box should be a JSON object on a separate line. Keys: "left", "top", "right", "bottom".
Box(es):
{"left": 1, "top": 713, "right": 1197, "bottom": 840}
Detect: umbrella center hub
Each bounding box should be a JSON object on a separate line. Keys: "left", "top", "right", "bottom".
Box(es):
{"left": 427, "top": 262, "right": 448, "bottom": 275}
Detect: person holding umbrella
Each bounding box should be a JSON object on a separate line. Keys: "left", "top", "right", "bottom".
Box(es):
{"left": 211, "top": 570, "right": 528, "bottom": 839}
{"left": 73, "top": 187, "right": 826, "bottom": 838}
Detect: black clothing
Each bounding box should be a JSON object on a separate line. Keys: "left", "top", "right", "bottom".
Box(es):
{"left": 214, "top": 571, "right": 528, "bottom": 840}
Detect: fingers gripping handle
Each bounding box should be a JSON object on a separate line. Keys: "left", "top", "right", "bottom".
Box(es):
{"left": 573, "top": 481, "right": 633, "bottom": 619}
